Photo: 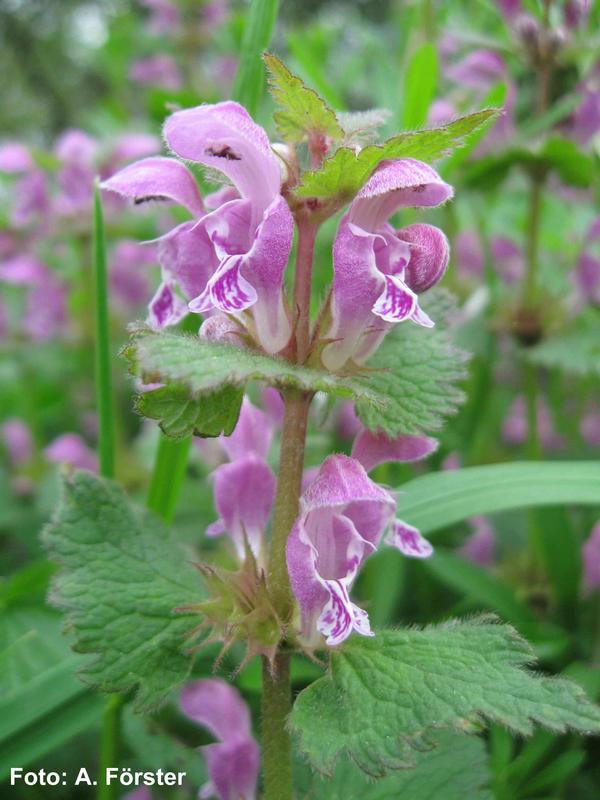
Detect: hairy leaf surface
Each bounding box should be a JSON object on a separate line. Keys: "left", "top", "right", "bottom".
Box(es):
{"left": 296, "top": 109, "right": 498, "bottom": 200}
{"left": 43, "top": 471, "right": 203, "bottom": 711}
{"left": 292, "top": 620, "right": 600, "bottom": 776}
{"left": 264, "top": 52, "right": 343, "bottom": 142}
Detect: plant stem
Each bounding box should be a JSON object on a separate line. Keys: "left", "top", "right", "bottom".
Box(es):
{"left": 262, "top": 215, "right": 316, "bottom": 799}
{"left": 293, "top": 221, "right": 318, "bottom": 363}
{"left": 98, "top": 695, "right": 124, "bottom": 800}
{"left": 268, "top": 389, "right": 311, "bottom": 619}
{"left": 93, "top": 184, "right": 115, "bottom": 479}
{"left": 522, "top": 177, "right": 543, "bottom": 308}
{"left": 147, "top": 434, "right": 192, "bottom": 524}
{"left": 261, "top": 653, "right": 293, "bottom": 800}
{"left": 93, "top": 183, "right": 122, "bottom": 800}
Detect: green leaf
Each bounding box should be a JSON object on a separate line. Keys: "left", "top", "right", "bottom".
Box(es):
{"left": 126, "top": 329, "right": 382, "bottom": 415}
{"left": 0, "top": 606, "right": 103, "bottom": 779}
{"left": 443, "top": 82, "right": 507, "bottom": 174}
{"left": 291, "top": 619, "right": 600, "bottom": 777}
{"left": 527, "top": 327, "right": 600, "bottom": 377}
{"left": 464, "top": 136, "right": 595, "bottom": 190}
{"left": 43, "top": 471, "right": 204, "bottom": 711}
{"left": 423, "top": 550, "right": 536, "bottom": 625}
{"left": 398, "top": 461, "right": 600, "bottom": 537}
{"left": 127, "top": 300, "right": 467, "bottom": 438}
{"left": 295, "top": 109, "right": 499, "bottom": 201}
{"left": 0, "top": 691, "right": 103, "bottom": 781}
{"left": 402, "top": 43, "right": 438, "bottom": 130}
{"left": 136, "top": 383, "right": 243, "bottom": 439}
{"left": 307, "top": 731, "right": 491, "bottom": 800}
{"left": 539, "top": 136, "right": 595, "bottom": 188}
{"left": 230, "top": 0, "right": 279, "bottom": 116}
{"left": 264, "top": 52, "right": 343, "bottom": 142}
{"left": 355, "top": 293, "right": 470, "bottom": 435}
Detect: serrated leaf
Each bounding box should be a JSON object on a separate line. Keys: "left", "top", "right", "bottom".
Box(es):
{"left": 43, "top": 471, "right": 204, "bottom": 712}
{"left": 295, "top": 109, "right": 498, "bottom": 200}
{"left": 307, "top": 731, "right": 491, "bottom": 800}
{"left": 136, "top": 384, "right": 243, "bottom": 439}
{"left": 291, "top": 619, "right": 600, "bottom": 777}
{"left": 126, "top": 330, "right": 382, "bottom": 411}
{"left": 264, "top": 52, "right": 343, "bottom": 143}
{"left": 354, "top": 296, "right": 470, "bottom": 435}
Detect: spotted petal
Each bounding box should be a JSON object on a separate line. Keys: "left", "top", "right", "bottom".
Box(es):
{"left": 147, "top": 281, "right": 188, "bottom": 329}
{"left": 317, "top": 578, "right": 374, "bottom": 647}
{"left": 385, "top": 521, "right": 434, "bottom": 558}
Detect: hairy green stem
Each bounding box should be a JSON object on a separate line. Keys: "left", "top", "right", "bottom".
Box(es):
{"left": 261, "top": 653, "right": 293, "bottom": 800}
{"left": 293, "top": 221, "right": 319, "bottom": 363}
{"left": 261, "top": 217, "right": 317, "bottom": 799}
{"left": 268, "top": 390, "right": 311, "bottom": 619}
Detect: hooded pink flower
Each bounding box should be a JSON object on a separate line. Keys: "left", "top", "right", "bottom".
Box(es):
{"left": 102, "top": 102, "right": 293, "bottom": 354}
{"left": 322, "top": 159, "right": 452, "bottom": 370}
{"left": 180, "top": 679, "right": 259, "bottom": 800}
{"left": 205, "top": 398, "right": 276, "bottom": 562}
{"left": 286, "top": 454, "right": 433, "bottom": 647}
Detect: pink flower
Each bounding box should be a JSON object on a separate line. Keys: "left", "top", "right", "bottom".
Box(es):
{"left": 109, "top": 240, "right": 157, "bottom": 312}
{"left": 582, "top": 522, "right": 600, "bottom": 594}
{"left": 1, "top": 418, "right": 34, "bottom": 466}
{"left": 459, "top": 516, "right": 496, "bottom": 568}
{"left": 44, "top": 434, "right": 98, "bottom": 473}
{"left": 447, "top": 50, "right": 506, "bottom": 93}
{"left": 564, "top": 0, "right": 591, "bottom": 29}
{"left": 129, "top": 55, "right": 182, "bottom": 91}
{"left": 502, "top": 395, "right": 564, "bottom": 451}
{"left": 0, "top": 142, "right": 33, "bottom": 173}
{"left": 140, "top": 0, "right": 181, "bottom": 35}
{"left": 581, "top": 406, "right": 600, "bottom": 446}
{"left": 53, "top": 129, "right": 98, "bottom": 217}
{"left": 102, "top": 102, "right": 294, "bottom": 353}
{"left": 206, "top": 398, "right": 276, "bottom": 562}
{"left": 286, "top": 454, "right": 433, "bottom": 647}
{"left": 322, "top": 159, "right": 452, "bottom": 370}
{"left": 427, "top": 99, "right": 457, "bottom": 126}
{"left": 455, "top": 231, "right": 484, "bottom": 278}
{"left": 180, "top": 679, "right": 259, "bottom": 800}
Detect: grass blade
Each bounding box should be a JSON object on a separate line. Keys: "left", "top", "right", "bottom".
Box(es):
{"left": 232, "top": 0, "right": 280, "bottom": 116}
